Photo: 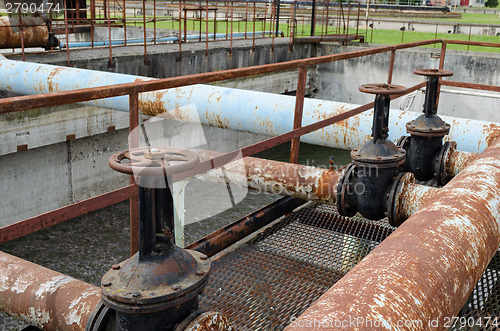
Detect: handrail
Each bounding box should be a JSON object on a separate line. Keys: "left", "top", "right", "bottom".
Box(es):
{"left": 0, "top": 39, "right": 441, "bottom": 113}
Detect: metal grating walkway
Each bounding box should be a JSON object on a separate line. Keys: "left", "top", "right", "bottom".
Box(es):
{"left": 199, "top": 203, "right": 395, "bottom": 330}
{"left": 199, "top": 202, "right": 500, "bottom": 330}
{"left": 455, "top": 250, "right": 500, "bottom": 330}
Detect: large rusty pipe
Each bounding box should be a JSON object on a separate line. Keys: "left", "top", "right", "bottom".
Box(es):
{"left": 0, "top": 251, "right": 101, "bottom": 330}
{"left": 0, "top": 17, "right": 49, "bottom": 48}
{"left": 287, "top": 137, "right": 500, "bottom": 330}
{"left": 0, "top": 57, "right": 498, "bottom": 154}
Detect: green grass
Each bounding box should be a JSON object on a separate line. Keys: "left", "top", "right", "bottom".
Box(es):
{"left": 423, "top": 12, "right": 500, "bottom": 24}
{"left": 361, "top": 28, "right": 500, "bottom": 52}
{"left": 125, "top": 17, "right": 500, "bottom": 53}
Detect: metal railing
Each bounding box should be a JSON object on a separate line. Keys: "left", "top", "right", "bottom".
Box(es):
{"left": 2, "top": 0, "right": 367, "bottom": 65}
{"left": 0, "top": 39, "right": 499, "bottom": 254}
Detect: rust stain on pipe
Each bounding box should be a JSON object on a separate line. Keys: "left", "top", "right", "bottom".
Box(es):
{"left": 196, "top": 156, "right": 342, "bottom": 204}
{"left": 0, "top": 251, "right": 101, "bottom": 330}
{"left": 287, "top": 138, "right": 500, "bottom": 330}
{"left": 399, "top": 180, "right": 439, "bottom": 222}
{"left": 244, "top": 157, "right": 342, "bottom": 203}
{"left": 445, "top": 149, "right": 477, "bottom": 179}
{"left": 0, "top": 17, "right": 48, "bottom": 49}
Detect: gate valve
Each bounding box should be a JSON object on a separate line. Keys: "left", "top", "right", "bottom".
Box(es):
{"left": 398, "top": 69, "right": 455, "bottom": 184}
{"left": 102, "top": 146, "right": 211, "bottom": 330}
{"left": 336, "top": 83, "right": 408, "bottom": 221}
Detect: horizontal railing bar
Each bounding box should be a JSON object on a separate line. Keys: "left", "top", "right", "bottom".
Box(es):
{"left": 0, "top": 184, "right": 138, "bottom": 243}
{"left": 0, "top": 40, "right": 439, "bottom": 114}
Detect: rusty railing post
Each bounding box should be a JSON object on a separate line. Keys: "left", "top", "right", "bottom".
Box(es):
{"left": 252, "top": 2, "right": 256, "bottom": 52}
{"left": 439, "top": 41, "right": 447, "bottom": 70}
{"left": 154, "top": 0, "right": 157, "bottom": 44}
{"left": 178, "top": 0, "right": 182, "bottom": 59}
{"left": 230, "top": 1, "right": 233, "bottom": 55}
{"left": 107, "top": 0, "right": 114, "bottom": 67}
{"left": 387, "top": 49, "right": 396, "bottom": 84}
{"left": 226, "top": 0, "right": 229, "bottom": 40}
{"left": 64, "top": 0, "right": 71, "bottom": 66}
{"left": 18, "top": 11, "right": 25, "bottom": 61}
{"left": 129, "top": 93, "right": 140, "bottom": 256}
{"left": 290, "top": 66, "right": 308, "bottom": 164}
{"left": 91, "top": 0, "right": 96, "bottom": 47}
{"left": 271, "top": 0, "right": 275, "bottom": 51}
{"left": 311, "top": 0, "right": 316, "bottom": 36}
{"left": 143, "top": 0, "right": 148, "bottom": 65}
{"left": 122, "top": 0, "right": 126, "bottom": 46}
{"left": 206, "top": 0, "right": 209, "bottom": 55}
{"left": 214, "top": 2, "right": 218, "bottom": 41}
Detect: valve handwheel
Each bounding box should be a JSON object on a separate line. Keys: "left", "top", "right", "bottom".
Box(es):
{"left": 413, "top": 68, "right": 453, "bottom": 77}
{"left": 109, "top": 146, "right": 200, "bottom": 176}
{"left": 359, "top": 83, "right": 408, "bottom": 95}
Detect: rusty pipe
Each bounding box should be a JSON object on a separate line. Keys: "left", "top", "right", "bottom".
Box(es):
{"left": 443, "top": 147, "right": 477, "bottom": 179}
{"left": 287, "top": 137, "right": 500, "bottom": 330}
{"left": 389, "top": 172, "right": 440, "bottom": 227}
{"left": 187, "top": 196, "right": 306, "bottom": 257}
{"left": 196, "top": 156, "right": 343, "bottom": 204}
{"left": 0, "top": 17, "right": 49, "bottom": 49}
{"left": 0, "top": 251, "right": 102, "bottom": 330}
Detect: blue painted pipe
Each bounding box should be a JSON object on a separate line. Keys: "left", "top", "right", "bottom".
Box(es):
{"left": 0, "top": 55, "right": 497, "bottom": 153}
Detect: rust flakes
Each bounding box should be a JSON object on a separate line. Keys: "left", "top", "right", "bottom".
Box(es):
{"left": 484, "top": 123, "right": 500, "bottom": 147}
{"left": 140, "top": 92, "right": 166, "bottom": 117}
{"left": 46, "top": 67, "right": 65, "bottom": 94}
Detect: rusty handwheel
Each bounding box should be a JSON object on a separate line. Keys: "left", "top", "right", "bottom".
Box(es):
{"left": 109, "top": 146, "right": 200, "bottom": 176}
{"left": 413, "top": 68, "right": 453, "bottom": 77}
{"left": 359, "top": 83, "right": 408, "bottom": 96}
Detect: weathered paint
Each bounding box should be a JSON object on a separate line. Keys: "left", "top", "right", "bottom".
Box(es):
{"left": 196, "top": 156, "right": 342, "bottom": 204}
{"left": 287, "top": 137, "right": 500, "bottom": 331}
{"left": 0, "top": 17, "right": 48, "bottom": 49}
{"left": 0, "top": 251, "right": 101, "bottom": 330}
{"left": 181, "top": 311, "right": 235, "bottom": 331}
{"left": 445, "top": 149, "right": 478, "bottom": 179}
{"left": 397, "top": 175, "right": 440, "bottom": 223}
{"left": 0, "top": 57, "right": 497, "bottom": 153}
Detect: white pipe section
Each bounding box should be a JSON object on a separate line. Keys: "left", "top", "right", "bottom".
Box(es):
{"left": 0, "top": 56, "right": 498, "bottom": 153}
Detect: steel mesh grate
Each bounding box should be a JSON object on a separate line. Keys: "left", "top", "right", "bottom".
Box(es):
{"left": 199, "top": 203, "right": 395, "bottom": 330}
{"left": 454, "top": 249, "right": 500, "bottom": 330}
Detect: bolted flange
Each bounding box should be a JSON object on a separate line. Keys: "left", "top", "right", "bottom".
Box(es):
{"left": 101, "top": 249, "right": 210, "bottom": 313}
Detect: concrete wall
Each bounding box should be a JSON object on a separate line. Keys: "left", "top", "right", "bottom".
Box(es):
{"left": 313, "top": 43, "right": 500, "bottom": 122}
{"left": 15, "top": 39, "right": 313, "bottom": 80}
